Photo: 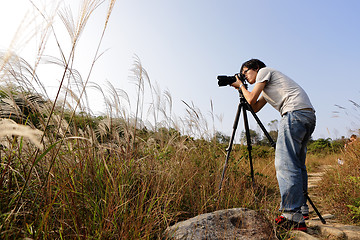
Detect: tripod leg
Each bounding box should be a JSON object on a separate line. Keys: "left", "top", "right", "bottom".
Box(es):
{"left": 242, "top": 107, "right": 255, "bottom": 184}
{"left": 304, "top": 192, "right": 326, "bottom": 224}
{"left": 218, "top": 103, "right": 242, "bottom": 191}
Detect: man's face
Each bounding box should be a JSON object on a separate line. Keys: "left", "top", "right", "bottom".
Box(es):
{"left": 242, "top": 67, "right": 257, "bottom": 84}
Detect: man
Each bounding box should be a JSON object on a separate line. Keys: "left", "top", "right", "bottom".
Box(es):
{"left": 345, "top": 134, "right": 357, "bottom": 150}
{"left": 231, "top": 59, "right": 316, "bottom": 231}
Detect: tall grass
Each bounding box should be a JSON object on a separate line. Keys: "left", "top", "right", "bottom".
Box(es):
{"left": 316, "top": 134, "right": 360, "bottom": 224}
{"left": 0, "top": 2, "right": 280, "bottom": 239}
{"left": 321, "top": 98, "right": 360, "bottom": 224}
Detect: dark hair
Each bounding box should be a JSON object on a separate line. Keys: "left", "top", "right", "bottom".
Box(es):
{"left": 240, "top": 59, "right": 266, "bottom": 73}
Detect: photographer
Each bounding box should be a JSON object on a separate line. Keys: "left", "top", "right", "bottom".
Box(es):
{"left": 231, "top": 59, "right": 316, "bottom": 232}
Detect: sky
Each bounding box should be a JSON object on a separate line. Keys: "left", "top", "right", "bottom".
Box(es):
{"left": 1, "top": 0, "right": 359, "bottom": 140}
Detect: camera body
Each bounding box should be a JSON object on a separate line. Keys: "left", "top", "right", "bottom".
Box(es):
{"left": 217, "top": 73, "right": 246, "bottom": 87}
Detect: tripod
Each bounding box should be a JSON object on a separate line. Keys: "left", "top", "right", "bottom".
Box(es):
{"left": 218, "top": 87, "right": 275, "bottom": 190}
{"left": 218, "top": 87, "right": 326, "bottom": 224}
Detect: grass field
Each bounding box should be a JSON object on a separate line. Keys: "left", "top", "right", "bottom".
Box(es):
{"left": 0, "top": 1, "right": 359, "bottom": 239}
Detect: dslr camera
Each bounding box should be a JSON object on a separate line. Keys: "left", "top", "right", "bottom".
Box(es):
{"left": 217, "top": 73, "right": 246, "bottom": 87}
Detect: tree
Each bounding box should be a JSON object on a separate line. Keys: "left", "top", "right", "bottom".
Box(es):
{"left": 268, "top": 119, "right": 279, "bottom": 132}
{"left": 259, "top": 130, "right": 278, "bottom": 146}
{"left": 256, "top": 119, "right": 279, "bottom": 146}
{"left": 215, "top": 131, "right": 230, "bottom": 144}
{"left": 307, "top": 138, "right": 332, "bottom": 154}
{"left": 240, "top": 129, "right": 261, "bottom": 145}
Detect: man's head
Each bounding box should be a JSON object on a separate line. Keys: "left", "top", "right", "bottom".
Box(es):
{"left": 240, "top": 59, "right": 266, "bottom": 73}
{"left": 350, "top": 134, "right": 357, "bottom": 142}
{"left": 240, "top": 59, "right": 266, "bottom": 84}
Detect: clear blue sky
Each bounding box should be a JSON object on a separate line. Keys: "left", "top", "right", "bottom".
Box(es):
{"left": 1, "top": 0, "right": 360, "bottom": 140}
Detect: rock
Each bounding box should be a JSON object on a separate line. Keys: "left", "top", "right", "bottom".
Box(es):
{"left": 310, "top": 213, "right": 335, "bottom": 221}
{"left": 308, "top": 220, "right": 360, "bottom": 240}
{"left": 290, "top": 230, "right": 320, "bottom": 240}
{"left": 164, "top": 208, "right": 275, "bottom": 240}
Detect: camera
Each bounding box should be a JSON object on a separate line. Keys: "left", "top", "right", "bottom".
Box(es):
{"left": 217, "top": 73, "right": 246, "bottom": 87}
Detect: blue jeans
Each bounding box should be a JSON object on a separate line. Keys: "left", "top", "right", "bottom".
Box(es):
{"left": 275, "top": 109, "right": 316, "bottom": 213}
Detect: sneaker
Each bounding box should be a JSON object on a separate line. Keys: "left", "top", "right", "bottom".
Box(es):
{"left": 301, "top": 204, "right": 309, "bottom": 220}
{"left": 275, "top": 215, "right": 307, "bottom": 232}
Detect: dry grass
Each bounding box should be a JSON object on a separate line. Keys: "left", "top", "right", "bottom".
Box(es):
{"left": 316, "top": 140, "right": 360, "bottom": 225}
{"left": 306, "top": 153, "right": 339, "bottom": 172}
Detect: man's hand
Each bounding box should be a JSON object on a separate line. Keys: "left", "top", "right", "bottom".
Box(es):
{"left": 231, "top": 76, "right": 242, "bottom": 89}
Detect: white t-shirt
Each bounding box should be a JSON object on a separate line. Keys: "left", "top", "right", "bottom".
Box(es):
{"left": 256, "top": 67, "right": 315, "bottom": 116}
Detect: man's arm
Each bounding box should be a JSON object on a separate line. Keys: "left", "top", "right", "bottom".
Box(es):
{"left": 232, "top": 79, "right": 267, "bottom": 112}
{"left": 251, "top": 95, "right": 267, "bottom": 112}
